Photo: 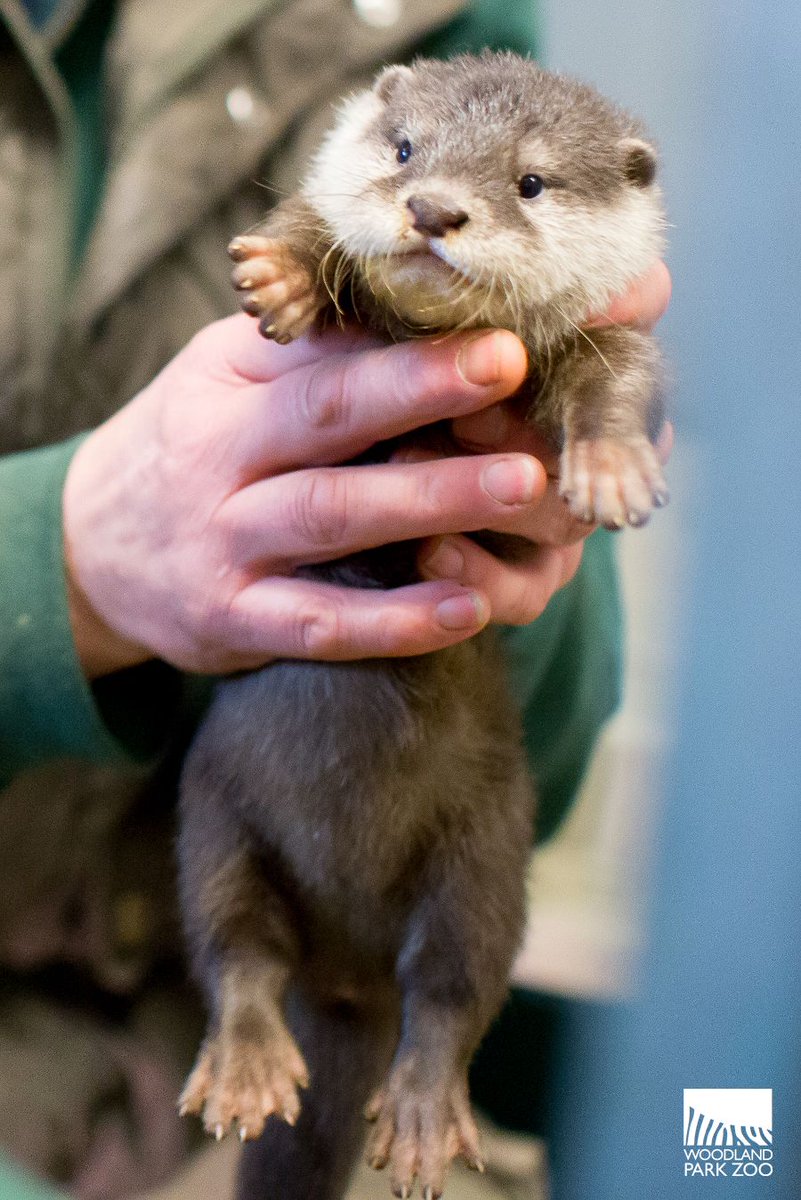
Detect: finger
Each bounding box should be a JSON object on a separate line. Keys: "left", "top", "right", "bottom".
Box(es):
{"left": 202, "top": 312, "right": 383, "bottom": 383}
{"left": 223, "top": 577, "right": 490, "bottom": 664}
{"left": 219, "top": 454, "right": 547, "bottom": 566}
{"left": 507, "top": 478, "right": 598, "bottom": 545}
{"left": 451, "top": 401, "right": 561, "bottom": 471}
{"left": 450, "top": 400, "right": 515, "bottom": 451}
{"left": 230, "top": 329, "right": 529, "bottom": 476}
{"left": 392, "top": 468, "right": 593, "bottom": 546}
{"left": 418, "top": 536, "right": 583, "bottom": 625}
{"left": 455, "top": 408, "right": 674, "bottom": 491}
{"left": 585, "top": 260, "right": 672, "bottom": 331}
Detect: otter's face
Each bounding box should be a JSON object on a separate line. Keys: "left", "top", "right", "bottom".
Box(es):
{"left": 305, "top": 54, "right": 665, "bottom": 335}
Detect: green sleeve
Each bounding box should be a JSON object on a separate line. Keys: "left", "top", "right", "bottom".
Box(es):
{"left": 0, "top": 1159, "right": 64, "bottom": 1200}
{"left": 499, "top": 531, "right": 623, "bottom": 844}
{"left": 0, "top": 438, "right": 181, "bottom": 787}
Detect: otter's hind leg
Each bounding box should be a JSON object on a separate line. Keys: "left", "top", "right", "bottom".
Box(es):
{"left": 177, "top": 758, "right": 308, "bottom": 1141}
{"left": 366, "top": 782, "right": 532, "bottom": 1199}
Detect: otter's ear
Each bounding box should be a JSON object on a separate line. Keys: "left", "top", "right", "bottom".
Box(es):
{"left": 373, "top": 64, "right": 414, "bottom": 103}
{"left": 621, "top": 137, "right": 658, "bottom": 187}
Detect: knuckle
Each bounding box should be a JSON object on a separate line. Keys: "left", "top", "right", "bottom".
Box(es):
{"left": 177, "top": 594, "right": 234, "bottom": 666}
{"left": 368, "top": 344, "right": 436, "bottom": 419}
{"left": 297, "top": 360, "right": 349, "bottom": 433}
{"left": 185, "top": 582, "right": 236, "bottom": 644}
{"left": 293, "top": 601, "right": 344, "bottom": 657}
{"left": 560, "top": 545, "right": 584, "bottom": 586}
{"left": 504, "top": 599, "right": 545, "bottom": 626}
{"left": 530, "top": 495, "right": 590, "bottom": 547}
{"left": 203, "top": 498, "right": 234, "bottom": 545}
{"left": 502, "top": 578, "right": 547, "bottom": 626}
{"left": 390, "top": 344, "right": 426, "bottom": 399}
{"left": 415, "top": 466, "right": 450, "bottom": 523}
{"left": 541, "top": 521, "right": 587, "bottom": 548}
{"left": 393, "top": 343, "right": 446, "bottom": 410}
{"left": 175, "top": 545, "right": 245, "bottom": 650}
{"left": 290, "top": 469, "right": 350, "bottom": 550}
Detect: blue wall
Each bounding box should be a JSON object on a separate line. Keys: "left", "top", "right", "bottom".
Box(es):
{"left": 544, "top": 2, "right": 801, "bottom": 1195}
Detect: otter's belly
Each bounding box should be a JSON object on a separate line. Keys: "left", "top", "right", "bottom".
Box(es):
{"left": 204, "top": 656, "right": 447, "bottom": 881}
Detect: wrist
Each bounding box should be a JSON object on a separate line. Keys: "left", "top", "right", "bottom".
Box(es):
{"left": 64, "top": 548, "right": 152, "bottom": 679}
{"left": 62, "top": 422, "right": 154, "bottom": 681}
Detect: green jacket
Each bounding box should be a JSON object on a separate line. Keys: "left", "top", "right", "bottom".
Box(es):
{"left": 0, "top": 0, "right": 621, "bottom": 1194}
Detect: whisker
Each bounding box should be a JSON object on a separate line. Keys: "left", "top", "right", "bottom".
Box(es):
{"left": 319, "top": 244, "right": 344, "bottom": 315}
{"left": 554, "top": 305, "right": 619, "bottom": 379}
{"left": 250, "top": 179, "right": 291, "bottom": 198}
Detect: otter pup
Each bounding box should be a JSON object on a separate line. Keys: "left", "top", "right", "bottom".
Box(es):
{"left": 177, "top": 52, "right": 667, "bottom": 1200}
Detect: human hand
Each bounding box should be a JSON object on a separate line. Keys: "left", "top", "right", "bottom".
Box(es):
{"left": 419, "top": 262, "right": 673, "bottom": 624}
{"left": 63, "top": 315, "right": 550, "bottom": 678}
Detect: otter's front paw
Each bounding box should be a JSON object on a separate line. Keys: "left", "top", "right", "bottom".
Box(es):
{"left": 228, "top": 235, "right": 323, "bottom": 343}
{"left": 365, "top": 1068, "right": 484, "bottom": 1199}
{"left": 178, "top": 1026, "right": 309, "bottom": 1142}
{"left": 559, "top": 436, "right": 669, "bottom": 528}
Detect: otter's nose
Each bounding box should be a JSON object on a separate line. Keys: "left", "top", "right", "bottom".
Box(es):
{"left": 406, "top": 196, "right": 469, "bottom": 238}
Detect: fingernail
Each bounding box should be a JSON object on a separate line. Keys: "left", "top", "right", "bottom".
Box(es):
{"left": 482, "top": 457, "right": 539, "bottom": 505}
{"left": 456, "top": 333, "right": 502, "bottom": 386}
{"left": 436, "top": 591, "right": 489, "bottom": 630}
{"left": 420, "top": 539, "right": 465, "bottom": 580}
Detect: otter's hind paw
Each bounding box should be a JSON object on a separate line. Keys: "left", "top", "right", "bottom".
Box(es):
{"left": 179, "top": 1027, "right": 309, "bottom": 1142}
{"left": 559, "top": 436, "right": 669, "bottom": 529}
{"left": 229, "top": 236, "right": 323, "bottom": 343}
{"left": 365, "top": 1071, "right": 484, "bottom": 1198}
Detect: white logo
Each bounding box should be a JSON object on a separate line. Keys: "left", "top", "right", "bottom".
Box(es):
{"left": 684, "top": 1089, "right": 772, "bottom": 1147}
{"left": 683, "top": 1090, "right": 774, "bottom": 1178}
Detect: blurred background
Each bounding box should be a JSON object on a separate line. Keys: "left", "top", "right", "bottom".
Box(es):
{"left": 512, "top": 1, "right": 801, "bottom": 1197}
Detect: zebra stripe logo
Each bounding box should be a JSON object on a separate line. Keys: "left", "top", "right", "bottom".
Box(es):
{"left": 683, "top": 1090, "right": 773, "bottom": 1148}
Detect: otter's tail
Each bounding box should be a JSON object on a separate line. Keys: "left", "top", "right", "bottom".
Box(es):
{"left": 236, "top": 990, "right": 396, "bottom": 1200}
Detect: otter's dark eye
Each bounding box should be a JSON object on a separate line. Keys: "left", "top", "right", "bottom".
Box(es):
{"left": 397, "top": 140, "right": 413, "bottom": 164}
{"left": 519, "top": 174, "right": 545, "bottom": 199}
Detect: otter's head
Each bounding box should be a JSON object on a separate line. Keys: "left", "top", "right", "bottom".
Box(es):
{"left": 306, "top": 53, "right": 665, "bottom": 339}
